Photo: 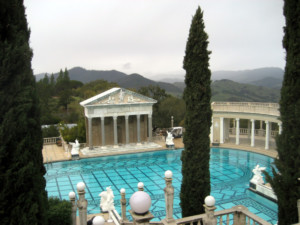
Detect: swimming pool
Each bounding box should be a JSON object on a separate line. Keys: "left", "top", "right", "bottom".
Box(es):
{"left": 45, "top": 148, "right": 278, "bottom": 224}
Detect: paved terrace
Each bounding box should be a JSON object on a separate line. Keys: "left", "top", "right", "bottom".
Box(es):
{"left": 42, "top": 137, "right": 277, "bottom": 163}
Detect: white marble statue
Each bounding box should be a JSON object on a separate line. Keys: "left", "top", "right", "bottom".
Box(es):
{"left": 99, "top": 186, "right": 115, "bottom": 212}
{"left": 166, "top": 131, "right": 174, "bottom": 146}
{"left": 70, "top": 139, "right": 80, "bottom": 155}
{"left": 119, "top": 89, "right": 124, "bottom": 102}
{"left": 250, "top": 164, "right": 266, "bottom": 185}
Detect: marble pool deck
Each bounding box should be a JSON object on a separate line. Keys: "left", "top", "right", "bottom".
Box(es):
{"left": 42, "top": 137, "right": 277, "bottom": 163}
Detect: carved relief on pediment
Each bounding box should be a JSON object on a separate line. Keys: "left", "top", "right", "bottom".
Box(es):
{"left": 92, "top": 89, "right": 146, "bottom": 105}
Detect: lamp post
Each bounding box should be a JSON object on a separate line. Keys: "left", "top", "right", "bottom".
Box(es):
{"left": 77, "top": 182, "right": 88, "bottom": 225}
{"left": 129, "top": 191, "right": 154, "bottom": 225}
{"left": 163, "top": 170, "right": 175, "bottom": 224}
{"left": 120, "top": 188, "right": 128, "bottom": 222}
{"left": 171, "top": 116, "right": 174, "bottom": 128}
{"left": 203, "top": 196, "right": 217, "bottom": 225}
{"left": 69, "top": 191, "right": 77, "bottom": 225}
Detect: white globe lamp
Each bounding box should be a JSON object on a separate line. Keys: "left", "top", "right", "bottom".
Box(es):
{"left": 69, "top": 191, "right": 75, "bottom": 199}
{"left": 137, "top": 182, "right": 144, "bottom": 189}
{"left": 120, "top": 188, "right": 126, "bottom": 194}
{"left": 129, "top": 191, "right": 152, "bottom": 214}
{"left": 205, "top": 196, "right": 215, "bottom": 207}
{"left": 93, "top": 216, "right": 105, "bottom": 225}
{"left": 77, "top": 182, "right": 86, "bottom": 192}
{"left": 165, "top": 170, "right": 173, "bottom": 179}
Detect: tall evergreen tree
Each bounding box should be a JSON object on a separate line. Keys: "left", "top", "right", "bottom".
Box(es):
{"left": 180, "top": 6, "right": 212, "bottom": 217}
{"left": 0, "top": 1, "right": 48, "bottom": 224}
{"left": 265, "top": 0, "right": 300, "bottom": 224}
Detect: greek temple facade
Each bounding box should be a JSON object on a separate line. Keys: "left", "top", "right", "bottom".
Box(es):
{"left": 80, "top": 88, "right": 157, "bottom": 150}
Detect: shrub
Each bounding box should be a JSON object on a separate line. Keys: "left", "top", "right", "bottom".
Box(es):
{"left": 42, "top": 125, "right": 60, "bottom": 138}
{"left": 47, "top": 197, "right": 72, "bottom": 225}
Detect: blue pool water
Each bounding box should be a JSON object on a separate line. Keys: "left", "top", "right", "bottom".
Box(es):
{"left": 45, "top": 148, "right": 278, "bottom": 224}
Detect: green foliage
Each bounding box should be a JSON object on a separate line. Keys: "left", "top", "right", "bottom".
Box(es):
{"left": 265, "top": 1, "right": 300, "bottom": 224}
{"left": 0, "top": 1, "right": 48, "bottom": 223}
{"left": 60, "top": 119, "right": 86, "bottom": 143}
{"left": 211, "top": 80, "right": 280, "bottom": 102}
{"left": 42, "top": 125, "right": 60, "bottom": 138}
{"left": 47, "top": 197, "right": 72, "bottom": 225}
{"left": 180, "top": 6, "right": 212, "bottom": 217}
{"left": 155, "top": 96, "right": 186, "bottom": 128}
{"left": 137, "top": 85, "right": 170, "bottom": 127}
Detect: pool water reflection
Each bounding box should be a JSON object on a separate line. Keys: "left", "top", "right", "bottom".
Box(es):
{"left": 45, "top": 148, "right": 277, "bottom": 224}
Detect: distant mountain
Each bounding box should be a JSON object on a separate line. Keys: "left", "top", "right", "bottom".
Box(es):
{"left": 35, "top": 67, "right": 183, "bottom": 95}
{"left": 211, "top": 79, "right": 280, "bottom": 102}
{"left": 211, "top": 67, "right": 284, "bottom": 85}
{"left": 35, "top": 67, "right": 281, "bottom": 102}
{"left": 35, "top": 67, "right": 127, "bottom": 83}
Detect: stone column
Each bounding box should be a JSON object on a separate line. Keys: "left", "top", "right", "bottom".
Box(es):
{"left": 69, "top": 192, "right": 77, "bottom": 225}
{"left": 101, "top": 116, "right": 105, "bottom": 147}
{"left": 137, "top": 114, "right": 141, "bottom": 144}
{"left": 129, "top": 211, "right": 154, "bottom": 225}
{"left": 236, "top": 118, "right": 240, "bottom": 145}
{"left": 125, "top": 115, "right": 129, "bottom": 145}
{"left": 77, "top": 183, "right": 88, "bottom": 225}
{"left": 220, "top": 117, "right": 224, "bottom": 144}
{"left": 88, "top": 117, "right": 93, "bottom": 150}
{"left": 163, "top": 171, "right": 175, "bottom": 224}
{"left": 120, "top": 188, "right": 128, "bottom": 222}
{"left": 251, "top": 119, "right": 255, "bottom": 147}
{"left": 148, "top": 114, "right": 152, "bottom": 142}
{"left": 265, "top": 120, "right": 270, "bottom": 150}
{"left": 278, "top": 122, "right": 282, "bottom": 135}
{"left": 210, "top": 118, "right": 214, "bottom": 143}
{"left": 171, "top": 116, "right": 174, "bottom": 128}
{"left": 113, "top": 115, "right": 118, "bottom": 148}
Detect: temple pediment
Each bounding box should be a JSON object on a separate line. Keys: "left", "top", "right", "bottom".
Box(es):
{"left": 80, "top": 87, "right": 157, "bottom": 107}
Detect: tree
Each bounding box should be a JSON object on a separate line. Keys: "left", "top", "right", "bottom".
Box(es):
{"left": 265, "top": 1, "right": 300, "bottom": 224}
{"left": 180, "top": 6, "right": 212, "bottom": 217}
{"left": 0, "top": 0, "right": 48, "bottom": 224}
{"left": 137, "top": 85, "right": 169, "bottom": 128}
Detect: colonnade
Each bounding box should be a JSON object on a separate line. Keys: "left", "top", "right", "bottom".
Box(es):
{"left": 87, "top": 113, "right": 152, "bottom": 150}
{"left": 211, "top": 117, "right": 282, "bottom": 150}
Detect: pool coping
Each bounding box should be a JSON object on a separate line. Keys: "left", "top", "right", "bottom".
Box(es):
{"left": 43, "top": 138, "right": 277, "bottom": 164}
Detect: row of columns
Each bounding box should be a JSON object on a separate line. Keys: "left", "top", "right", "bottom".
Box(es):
{"left": 88, "top": 114, "right": 152, "bottom": 150}
{"left": 212, "top": 117, "right": 282, "bottom": 150}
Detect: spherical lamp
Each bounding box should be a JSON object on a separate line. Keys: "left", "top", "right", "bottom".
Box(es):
{"left": 129, "top": 191, "right": 152, "bottom": 214}
{"left": 93, "top": 216, "right": 105, "bottom": 225}
{"left": 204, "top": 195, "right": 215, "bottom": 207}
{"left": 120, "top": 188, "right": 126, "bottom": 194}
{"left": 77, "top": 182, "right": 86, "bottom": 192}
{"left": 165, "top": 170, "right": 173, "bottom": 178}
{"left": 137, "top": 182, "right": 144, "bottom": 189}
{"left": 69, "top": 191, "right": 75, "bottom": 199}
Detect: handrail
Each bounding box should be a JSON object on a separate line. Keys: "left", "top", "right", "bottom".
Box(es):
{"left": 211, "top": 101, "right": 280, "bottom": 117}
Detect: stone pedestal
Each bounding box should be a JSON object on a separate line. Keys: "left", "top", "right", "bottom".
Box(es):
{"left": 129, "top": 210, "right": 154, "bottom": 225}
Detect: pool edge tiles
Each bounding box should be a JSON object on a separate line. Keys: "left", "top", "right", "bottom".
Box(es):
{"left": 45, "top": 148, "right": 278, "bottom": 224}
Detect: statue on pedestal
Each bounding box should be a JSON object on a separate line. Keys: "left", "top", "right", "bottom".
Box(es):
{"left": 70, "top": 139, "right": 80, "bottom": 155}
{"left": 250, "top": 164, "right": 266, "bottom": 185}
{"left": 166, "top": 132, "right": 174, "bottom": 148}
{"left": 99, "top": 186, "right": 115, "bottom": 213}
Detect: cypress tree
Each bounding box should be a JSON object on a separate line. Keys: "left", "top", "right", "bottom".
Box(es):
{"left": 265, "top": 0, "right": 300, "bottom": 224}
{"left": 180, "top": 6, "right": 212, "bottom": 217}
{"left": 0, "top": 0, "right": 48, "bottom": 224}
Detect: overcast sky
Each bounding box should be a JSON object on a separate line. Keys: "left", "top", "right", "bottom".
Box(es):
{"left": 24, "top": 0, "right": 285, "bottom": 80}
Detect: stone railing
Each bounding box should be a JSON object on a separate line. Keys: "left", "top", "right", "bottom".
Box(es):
{"left": 66, "top": 170, "right": 277, "bottom": 225}
{"left": 176, "top": 205, "right": 272, "bottom": 225}
{"left": 211, "top": 102, "right": 280, "bottom": 117}
{"left": 43, "top": 137, "right": 58, "bottom": 145}
{"left": 229, "top": 128, "right": 278, "bottom": 138}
